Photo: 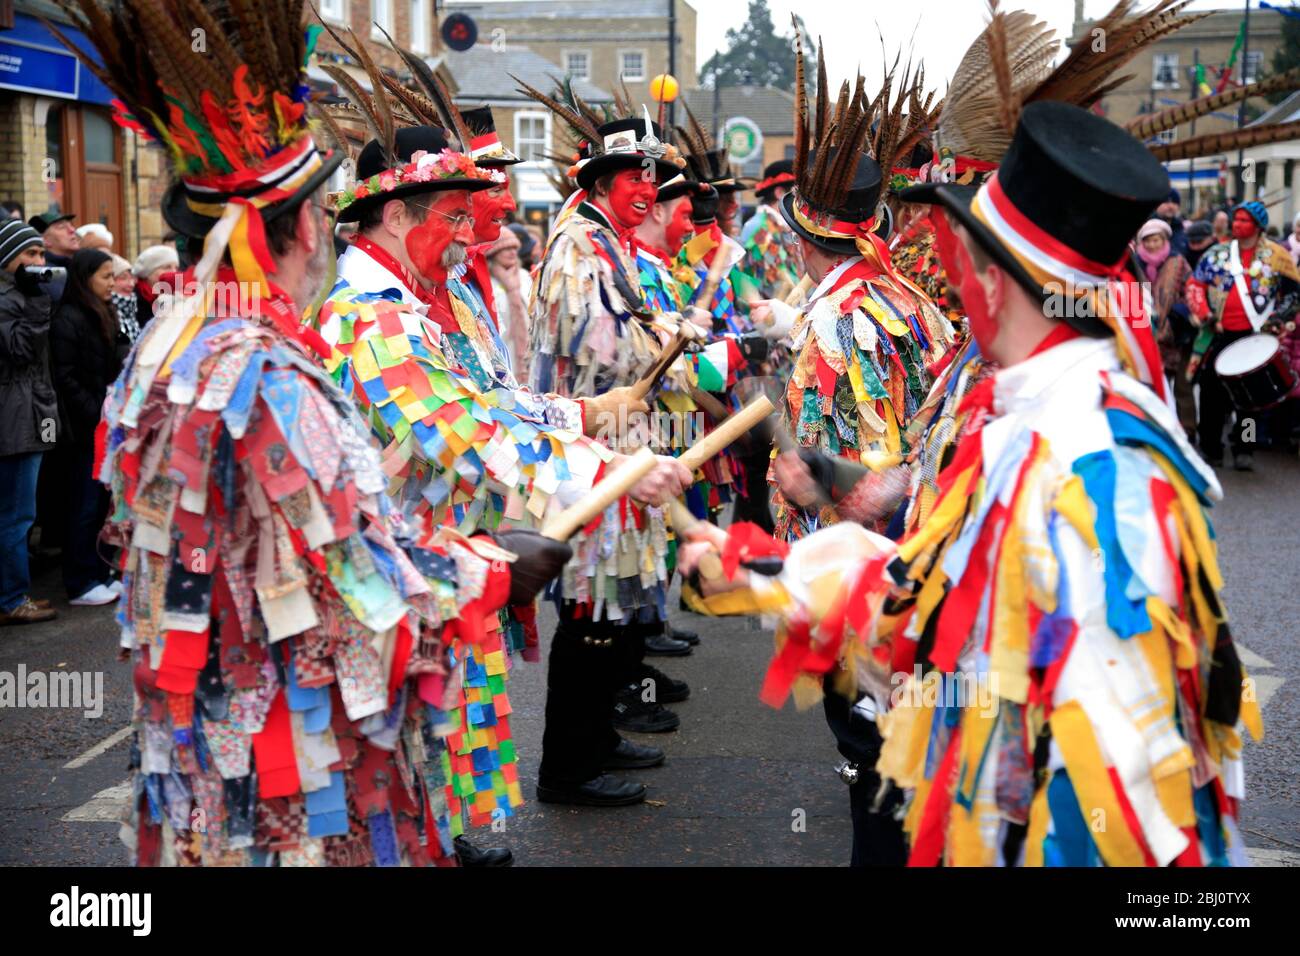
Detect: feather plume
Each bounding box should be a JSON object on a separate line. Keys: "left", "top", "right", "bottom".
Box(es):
{"left": 814, "top": 38, "right": 830, "bottom": 151}
{"left": 986, "top": 2, "right": 1018, "bottom": 135}
{"left": 513, "top": 75, "right": 601, "bottom": 143}
{"left": 321, "top": 64, "right": 389, "bottom": 159}
{"left": 792, "top": 14, "right": 808, "bottom": 185}
{"left": 1128, "top": 66, "right": 1300, "bottom": 139}
{"left": 937, "top": 4, "right": 1058, "bottom": 161}
{"left": 1028, "top": 1, "right": 1210, "bottom": 109}
{"left": 374, "top": 23, "right": 472, "bottom": 149}
{"left": 1149, "top": 121, "right": 1300, "bottom": 163}
{"left": 343, "top": 26, "right": 395, "bottom": 165}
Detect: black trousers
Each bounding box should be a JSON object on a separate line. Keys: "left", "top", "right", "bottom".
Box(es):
{"left": 823, "top": 685, "right": 908, "bottom": 867}
{"left": 1197, "top": 329, "right": 1254, "bottom": 459}
{"left": 732, "top": 442, "right": 776, "bottom": 533}
{"left": 538, "top": 607, "right": 654, "bottom": 786}
{"left": 61, "top": 440, "right": 111, "bottom": 599}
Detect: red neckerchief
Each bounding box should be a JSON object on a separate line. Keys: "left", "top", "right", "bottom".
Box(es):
{"left": 589, "top": 199, "right": 638, "bottom": 253}
{"left": 465, "top": 247, "right": 499, "bottom": 323}
{"left": 1028, "top": 322, "right": 1083, "bottom": 359}
{"left": 424, "top": 285, "right": 460, "bottom": 336}
{"left": 207, "top": 265, "right": 331, "bottom": 361}
{"left": 351, "top": 235, "right": 437, "bottom": 307}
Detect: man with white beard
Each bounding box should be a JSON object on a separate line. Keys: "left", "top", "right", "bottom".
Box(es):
{"left": 318, "top": 126, "right": 690, "bottom": 860}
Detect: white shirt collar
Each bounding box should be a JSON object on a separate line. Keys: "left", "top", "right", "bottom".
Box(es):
{"left": 809, "top": 258, "right": 858, "bottom": 303}
{"left": 336, "top": 243, "right": 419, "bottom": 305}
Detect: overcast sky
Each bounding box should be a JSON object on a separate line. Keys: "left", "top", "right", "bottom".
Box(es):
{"left": 692, "top": 1, "right": 1255, "bottom": 89}
{"left": 457, "top": 1, "right": 1258, "bottom": 90}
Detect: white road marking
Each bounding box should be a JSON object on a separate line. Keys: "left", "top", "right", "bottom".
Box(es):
{"left": 61, "top": 780, "right": 130, "bottom": 822}
{"left": 1251, "top": 674, "right": 1284, "bottom": 711}
{"left": 1246, "top": 847, "right": 1300, "bottom": 867}
{"left": 1236, "top": 643, "right": 1274, "bottom": 671}
{"left": 63, "top": 725, "right": 132, "bottom": 770}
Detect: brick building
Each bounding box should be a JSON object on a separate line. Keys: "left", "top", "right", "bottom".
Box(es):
{"left": 444, "top": 0, "right": 697, "bottom": 112}
{"left": 1070, "top": 0, "right": 1287, "bottom": 211}
{"left": 0, "top": 0, "right": 167, "bottom": 260}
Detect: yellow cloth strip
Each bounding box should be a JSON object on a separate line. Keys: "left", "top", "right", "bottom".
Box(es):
{"left": 897, "top": 462, "right": 976, "bottom": 564}
{"left": 1024, "top": 783, "right": 1051, "bottom": 867}
{"left": 1049, "top": 700, "right": 1150, "bottom": 867}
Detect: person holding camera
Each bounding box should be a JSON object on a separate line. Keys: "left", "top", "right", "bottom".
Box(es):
{"left": 0, "top": 220, "right": 58, "bottom": 625}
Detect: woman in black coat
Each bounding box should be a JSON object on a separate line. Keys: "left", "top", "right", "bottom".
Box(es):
{"left": 49, "top": 249, "right": 121, "bottom": 606}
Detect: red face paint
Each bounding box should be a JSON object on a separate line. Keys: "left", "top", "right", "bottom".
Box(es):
{"left": 955, "top": 237, "right": 999, "bottom": 354}
{"left": 605, "top": 169, "right": 659, "bottom": 229}
{"left": 472, "top": 179, "right": 517, "bottom": 244}
{"left": 405, "top": 192, "right": 475, "bottom": 282}
{"left": 665, "top": 197, "right": 694, "bottom": 252}
{"left": 1231, "top": 210, "right": 1258, "bottom": 241}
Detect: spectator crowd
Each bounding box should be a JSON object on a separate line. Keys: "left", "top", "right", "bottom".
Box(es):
{"left": 0, "top": 202, "right": 178, "bottom": 625}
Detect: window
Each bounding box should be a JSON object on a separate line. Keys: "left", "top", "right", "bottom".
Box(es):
{"left": 1155, "top": 128, "right": 1177, "bottom": 145}
{"left": 1152, "top": 52, "right": 1179, "bottom": 89}
{"left": 515, "top": 111, "right": 550, "bottom": 163}
{"left": 318, "top": 0, "right": 346, "bottom": 21}
{"left": 619, "top": 50, "right": 646, "bottom": 82}
{"left": 409, "top": 0, "right": 429, "bottom": 53}
{"left": 1245, "top": 50, "right": 1264, "bottom": 84}
{"left": 371, "top": 0, "right": 392, "bottom": 40}
{"left": 564, "top": 50, "right": 590, "bottom": 81}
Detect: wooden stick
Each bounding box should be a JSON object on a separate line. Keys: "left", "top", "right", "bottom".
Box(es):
{"left": 678, "top": 395, "right": 775, "bottom": 472}
{"left": 628, "top": 326, "right": 694, "bottom": 400}
{"left": 541, "top": 447, "right": 657, "bottom": 541}
{"left": 688, "top": 386, "right": 730, "bottom": 422}
{"left": 666, "top": 499, "right": 723, "bottom": 579}
{"left": 783, "top": 274, "right": 813, "bottom": 306}
{"left": 691, "top": 233, "right": 734, "bottom": 311}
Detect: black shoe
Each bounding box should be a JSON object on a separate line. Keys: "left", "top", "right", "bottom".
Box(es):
{"left": 644, "top": 632, "right": 692, "bottom": 657}
{"left": 536, "top": 774, "right": 647, "bottom": 807}
{"left": 454, "top": 835, "right": 513, "bottom": 867}
{"left": 668, "top": 625, "right": 700, "bottom": 645}
{"left": 603, "top": 737, "right": 666, "bottom": 770}
{"left": 613, "top": 686, "right": 681, "bottom": 733}
{"left": 634, "top": 662, "right": 690, "bottom": 703}
{"left": 1233, "top": 453, "right": 1254, "bottom": 471}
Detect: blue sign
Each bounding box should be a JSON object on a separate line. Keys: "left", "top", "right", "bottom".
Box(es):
{"left": 0, "top": 14, "right": 114, "bottom": 105}
{"left": 0, "top": 39, "right": 78, "bottom": 98}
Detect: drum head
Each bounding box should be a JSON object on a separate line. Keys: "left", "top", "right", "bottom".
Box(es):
{"left": 1215, "top": 333, "right": 1280, "bottom": 377}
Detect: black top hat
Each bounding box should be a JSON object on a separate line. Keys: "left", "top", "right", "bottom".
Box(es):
{"left": 899, "top": 101, "right": 1169, "bottom": 306}
{"left": 335, "top": 126, "right": 495, "bottom": 224}
{"left": 576, "top": 115, "right": 683, "bottom": 191}
{"left": 28, "top": 212, "right": 75, "bottom": 233}
{"left": 779, "top": 151, "right": 883, "bottom": 255}
{"left": 657, "top": 174, "right": 696, "bottom": 203}
{"left": 754, "top": 159, "right": 796, "bottom": 200}
{"left": 162, "top": 150, "right": 345, "bottom": 239}
{"left": 461, "top": 106, "right": 522, "bottom": 167}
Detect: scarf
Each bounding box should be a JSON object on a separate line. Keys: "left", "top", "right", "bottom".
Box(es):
{"left": 1136, "top": 242, "right": 1171, "bottom": 285}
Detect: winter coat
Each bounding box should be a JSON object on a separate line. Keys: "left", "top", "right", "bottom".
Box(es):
{"left": 49, "top": 298, "right": 121, "bottom": 447}
{"left": 0, "top": 270, "right": 57, "bottom": 457}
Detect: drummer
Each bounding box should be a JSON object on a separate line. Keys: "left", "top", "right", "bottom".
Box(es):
{"left": 1186, "top": 201, "right": 1300, "bottom": 470}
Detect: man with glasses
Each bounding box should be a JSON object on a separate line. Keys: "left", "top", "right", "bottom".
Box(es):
{"left": 318, "top": 124, "right": 691, "bottom": 856}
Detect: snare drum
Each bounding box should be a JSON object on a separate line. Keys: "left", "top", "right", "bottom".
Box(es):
{"left": 1213, "top": 333, "right": 1297, "bottom": 410}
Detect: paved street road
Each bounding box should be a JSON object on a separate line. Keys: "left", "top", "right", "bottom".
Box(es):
{"left": 2, "top": 448, "right": 1297, "bottom": 867}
